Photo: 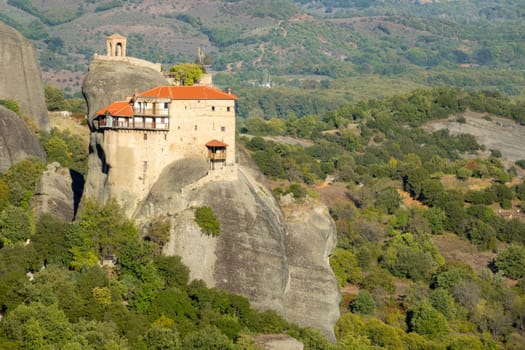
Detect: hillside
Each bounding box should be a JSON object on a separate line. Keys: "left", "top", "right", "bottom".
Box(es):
{"left": 2, "top": 0, "right": 525, "bottom": 101}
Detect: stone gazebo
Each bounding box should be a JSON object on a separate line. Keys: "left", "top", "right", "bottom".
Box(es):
{"left": 106, "top": 33, "right": 127, "bottom": 57}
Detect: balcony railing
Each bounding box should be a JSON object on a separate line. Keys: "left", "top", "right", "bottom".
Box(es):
{"left": 208, "top": 151, "right": 227, "bottom": 161}
{"left": 97, "top": 117, "right": 169, "bottom": 131}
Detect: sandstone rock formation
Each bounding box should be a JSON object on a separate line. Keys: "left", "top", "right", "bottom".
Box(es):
{"left": 82, "top": 59, "right": 168, "bottom": 127}
{"left": 0, "top": 106, "right": 46, "bottom": 172}
{"left": 134, "top": 155, "right": 340, "bottom": 341}
{"left": 0, "top": 21, "right": 49, "bottom": 131}
{"left": 82, "top": 61, "right": 340, "bottom": 341}
{"left": 82, "top": 59, "right": 168, "bottom": 202}
{"left": 30, "top": 162, "right": 84, "bottom": 221}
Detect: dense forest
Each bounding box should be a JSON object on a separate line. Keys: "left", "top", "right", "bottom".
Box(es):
{"left": 2, "top": 86, "right": 525, "bottom": 348}
{"left": 2, "top": 0, "right": 525, "bottom": 348}
{"left": 2, "top": 0, "right": 525, "bottom": 100}
{"left": 238, "top": 87, "right": 525, "bottom": 349}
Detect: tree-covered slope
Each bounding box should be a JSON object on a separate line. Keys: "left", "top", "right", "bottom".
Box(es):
{"left": 2, "top": 0, "right": 524, "bottom": 98}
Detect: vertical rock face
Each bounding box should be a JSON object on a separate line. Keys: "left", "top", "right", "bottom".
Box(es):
{"left": 0, "top": 106, "right": 46, "bottom": 172}
{"left": 0, "top": 21, "right": 49, "bottom": 131}
{"left": 134, "top": 157, "right": 340, "bottom": 341}
{"left": 30, "top": 162, "right": 84, "bottom": 221}
{"left": 82, "top": 64, "right": 341, "bottom": 341}
{"left": 282, "top": 202, "right": 340, "bottom": 340}
{"left": 81, "top": 59, "right": 168, "bottom": 203}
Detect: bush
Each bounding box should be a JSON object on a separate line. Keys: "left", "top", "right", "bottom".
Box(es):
{"left": 350, "top": 290, "right": 376, "bottom": 315}
{"left": 0, "top": 99, "right": 20, "bottom": 115}
{"left": 515, "top": 159, "right": 525, "bottom": 169}
{"left": 194, "top": 206, "right": 221, "bottom": 237}
{"left": 407, "top": 301, "right": 449, "bottom": 339}
{"left": 495, "top": 245, "right": 525, "bottom": 279}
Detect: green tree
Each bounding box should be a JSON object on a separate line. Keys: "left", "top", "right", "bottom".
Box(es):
{"left": 407, "top": 301, "right": 449, "bottom": 339}
{"left": 181, "top": 326, "right": 236, "bottom": 350}
{"left": 153, "top": 255, "right": 189, "bottom": 289}
{"left": 0, "top": 206, "right": 32, "bottom": 244}
{"left": 495, "top": 245, "right": 525, "bottom": 279}
{"left": 3, "top": 158, "right": 45, "bottom": 207}
{"left": 376, "top": 188, "right": 401, "bottom": 214}
{"left": 350, "top": 290, "right": 376, "bottom": 315}
{"left": 0, "top": 302, "right": 73, "bottom": 349}
{"left": 330, "top": 248, "right": 362, "bottom": 287}
{"left": 144, "top": 215, "right": 171, "bottom": 253}
{"left": 75, "top": 198, "right": 139, "bottom": 258}
{"left": 142, "top": 323, "right": 180, "bottom": 350}
{"left": 169, "top": 63, "right": 205, "bottom": 86}
{"left": 44, "top": 84, "right": 68, "bottom": 111}
{"left": 429, "top": 288, "right": 456, "bottom": 318}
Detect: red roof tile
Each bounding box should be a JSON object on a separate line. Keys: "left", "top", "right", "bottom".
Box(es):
{"left": 96, "top": 101, "right": 134, "bottom": 117}
{"left": 138, "top": 86, "right": 237, "bottom": 100}
{"left": 206, "top": 139, "right": 228, "bottom": 147}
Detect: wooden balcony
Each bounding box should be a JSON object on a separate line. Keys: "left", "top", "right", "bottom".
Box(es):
{"left": 208, "top": 150, "right": 227, "bottom": 161}
{"left": 97, "top": 116, "right": 169, "bottom": 131}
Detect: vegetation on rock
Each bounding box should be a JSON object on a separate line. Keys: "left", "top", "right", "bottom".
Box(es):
{"left": 194, "top": 206, "right": 221, "bottom": 237}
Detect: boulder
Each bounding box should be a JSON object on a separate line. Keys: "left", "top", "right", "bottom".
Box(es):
{"left": 0, "top": 106, "right": 46, "bottom": 172}
{"left": 82, "top": 59, "right": 168, "bottom": 126}
{"left": 30, "top": 162, "right": 84, "bottom": 221}
{"left": 135, "top": 159, "right": 340, "bottom": 341}
{"left": 0, "top": 21, "right": 49, "bottom": 131}
{"left": 82, "top": 59, "right": 168, "bottom": 202}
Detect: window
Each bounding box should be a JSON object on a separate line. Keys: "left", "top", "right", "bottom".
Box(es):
{"left": 211, "top": 106, "right": 215, "bottom": 111}
{"left": 221, "top": 126, "right": 225, "bottom": 132}
{"left": 227, "top": 106, "right": 231, "bottom": 112}
{"left": 194, "top": 125, "right": 198, "bottom": 131}
{"left": 164, "top": 102, "right": 169, "bottom": 109}
{"left": 143, "top": 133, "right": 147, "bottom": 140}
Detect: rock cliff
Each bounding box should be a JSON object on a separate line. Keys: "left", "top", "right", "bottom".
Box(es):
{"left": 82, "top": 63, "right": 340, "bottom": 340}
{"left": 82, "top": 59, "right": 168, "bottom": 202}
{"left": 133, "top": 156, "right": 340, "bottom": 340}
{"left": 30, "top": 162, "right": 84, "bottom": 221}
{"left": 0, "top": 106, "right": 46, "bottom": 172}
{"left": 0, "top": 21, "right": 49, "bottom": 131}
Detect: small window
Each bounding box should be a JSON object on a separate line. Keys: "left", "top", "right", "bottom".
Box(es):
{"left": 194, "top": 125, "right": 198, "bottom": 131}
{"left": 164, "top": 134, "right": 167, "bottom": 141}
{"left": 211, "top": 106, "right": 215, "bottom": 111}
{"left": 227, "top": 106, "right": 231, "bottom": 112}
{"left": 143, "top": 133, "right": 147, "bottom": 140}
{"left": 164, "top": 102, "right": 169, "bottom": 109}
{"left": 221, "top": 126, "right": 226, "bottom": 132}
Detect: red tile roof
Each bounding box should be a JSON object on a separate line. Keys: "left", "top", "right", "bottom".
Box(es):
{"left": 96, "top": 101, "right": 134, "bottom": 117}
{"left": 138, "top": 86, "right": 237, "bottom": 100}
{"left": 206, "top": 139, "right": 228, "bottom": 147}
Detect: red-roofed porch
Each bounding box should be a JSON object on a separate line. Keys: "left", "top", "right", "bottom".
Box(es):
{"left": 206, "top": 139, "right": 228, "bottom": 163}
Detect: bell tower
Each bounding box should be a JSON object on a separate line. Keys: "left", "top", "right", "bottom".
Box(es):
{"left": 106, "top": 33, "right": 127, "bottom": 57}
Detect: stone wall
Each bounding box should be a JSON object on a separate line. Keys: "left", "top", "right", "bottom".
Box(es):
{"left": 100, "top": 97, "right": 236, "bottom": 215}
{"left": 93, "top": 54, "right": 161, "bottom": 72}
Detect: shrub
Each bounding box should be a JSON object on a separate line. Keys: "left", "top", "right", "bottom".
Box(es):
{"left": 495, "top": 245, "right": 525, "bottom": 279}
{"left": 407, "top": 301, "right": 449, "bottom": 339}
{"left": 515, "top": 159, "right": 525, "bottom": 169}
{"left": 0, "top": 99, "right": 20, "bottom": 115}
{"left": 194, "top": 206, "right": 221, "bottom": 237}
{"left": 350, "top": 290, "right": 376, "bottom": 315}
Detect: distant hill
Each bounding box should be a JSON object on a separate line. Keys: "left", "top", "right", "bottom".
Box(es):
{"left": 2, "top": 0, "right": 524, "bottom": 99}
